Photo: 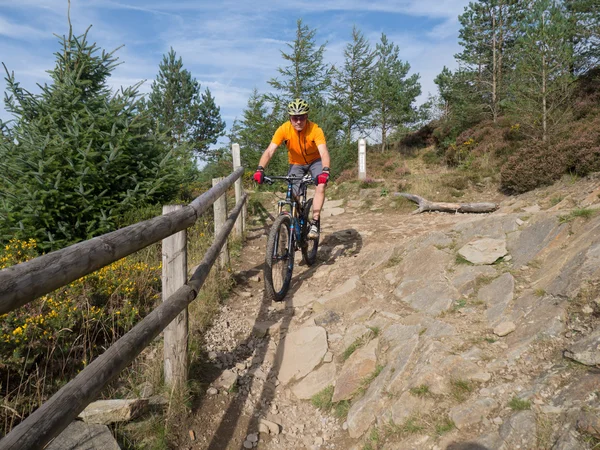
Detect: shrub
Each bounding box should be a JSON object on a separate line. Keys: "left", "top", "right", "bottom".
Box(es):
{"left": 500, "top": 141, "right": 568, "bottom": 193}
{"left": 0, "top": 240, "right": 161, "bottom": 433}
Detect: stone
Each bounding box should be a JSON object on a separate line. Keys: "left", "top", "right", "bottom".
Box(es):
{"left": 564, "top": 330, "right": 600, "bottom": 366}
{"left": 323, "top": 352, "right": 334, "bottom": 363}
{"left": 458, "top": 237, "right": 508, "bottom": 265}
{"left": 449, "top": 397, "right": 498, "bottom": 429}
{"left": 259, "top": 418, "right": 282, "bottom": 435}
{"left": 291, "top": 362, "right": 337, "bottom": 400}
{"left": 214, "top": 370, "right": 238, "bottom": 391}
{"left": 332, "top": 339, "right": 378, "bottom": 402}
{"left": 46, "top": 421, "right": 120, "bottom": 450}
{"left": 391, "top": 391, "right": 435, "bottom": 425}
{"left": 78, "top": 399, "right": 148, "bottom": 425}
{"left": 478, "top": 273, "right": 515, "bottom": 326}
{"left": 499, "top": 410, "right": 537, "bottom": 450}
{"left": 576, "top": 411, "right": 600, "bottom": 439}
{"left": 207, "top": 387, "right": 218, "bottom": 395}
{"left": 313, "top": 310, "right": 340, "bottom": 326}
{"left": 494, "top": 322, "right": 516, "bottom": 337}
{"left": 341, "top": 325, "right": 372, "bottom": 350}
{"left": 276, "top": 326, "right": 328, "bottom": 384}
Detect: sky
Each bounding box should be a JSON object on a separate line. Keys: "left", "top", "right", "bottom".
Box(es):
{"left": 0, "top": 0, "right": 471, "bottom": 144}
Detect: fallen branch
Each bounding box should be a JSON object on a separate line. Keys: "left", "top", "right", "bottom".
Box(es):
{"left": 394, "top": 193, "right": 498, "bottom": 215}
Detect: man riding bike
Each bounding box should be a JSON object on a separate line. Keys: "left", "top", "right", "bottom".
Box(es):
{"left": 253, "top": 98, "right": 331, "bottom": 240}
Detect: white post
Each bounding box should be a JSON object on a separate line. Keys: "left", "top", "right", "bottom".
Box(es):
{"left": 358, "top": 138, "right": 367, "bottom": 180}
{"left": 162, "top": 205, "right": 188, "bottom": 388}
{"left": 212, "top": 177, "right": 230, "bottom": 268}
{"left": 232, "top": 143, "right": 244, "bottom": 238}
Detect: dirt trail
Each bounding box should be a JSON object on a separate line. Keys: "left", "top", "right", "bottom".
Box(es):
{"left": 177, "top": 195, "right": 481, "bottom": 450}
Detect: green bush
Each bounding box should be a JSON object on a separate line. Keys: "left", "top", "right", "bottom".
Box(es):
{"left": 0, "top": 28, "right": 181, "bottom": 251}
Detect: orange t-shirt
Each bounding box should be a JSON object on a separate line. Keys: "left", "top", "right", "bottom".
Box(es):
{"left": 271, "top": 120, "right": 326, "bottom": 165}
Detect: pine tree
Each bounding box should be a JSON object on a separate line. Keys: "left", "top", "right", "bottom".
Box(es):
{"left": 192, "top": 88, "right": 226, "bottom": 159}
{"left": 455, "top": 0, "right": 521, "bottom": 123}
{"left": 371, "top": 33, "right": 421, "bottom": 151}
{"left": 507, "top": 0, "right": 575, "bottom": 141}
{"left": 229, "top": 89, "right": 286, "bottom": 174}
{"left": 268, "top": 18, "right": 333, "bottom": 105}
{"left": 148, "top": 49, "right": 225, "bottom": 163}
{"left": 0, "top": 26, "right": 180, "bottom": 250}
{"left": 564, "top": 0, "right": 600, "bottom": 73}
{"left": 331, "top": 26, "right": 376, "bottom": 143}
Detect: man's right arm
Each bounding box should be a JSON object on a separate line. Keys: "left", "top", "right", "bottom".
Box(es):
{"left": 258, "top": 142, "right": 279, "bottom": 168}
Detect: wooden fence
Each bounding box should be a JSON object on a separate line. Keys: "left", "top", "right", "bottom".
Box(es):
{"left": 0, "top": 155, "right": 247, "bottom": 449}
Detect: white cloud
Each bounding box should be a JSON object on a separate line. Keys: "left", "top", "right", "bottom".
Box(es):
{"left": 1, "top": 0, "right": 472, "bottom": 126}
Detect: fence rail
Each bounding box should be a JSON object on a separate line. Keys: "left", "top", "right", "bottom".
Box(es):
{"left": 0, "top": 162, "right": 247, "bottom": 450}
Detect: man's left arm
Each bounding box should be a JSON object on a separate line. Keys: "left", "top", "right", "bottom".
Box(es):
{"left": 317, "top": 143, "right": 330, "bottom": 169}
{"left": 316, "top": 143, "right": 331, "bottom": 185}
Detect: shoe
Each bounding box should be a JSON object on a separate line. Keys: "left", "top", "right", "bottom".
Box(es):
{"left": 308, "top": 222, "right": 320, "bottom": 240}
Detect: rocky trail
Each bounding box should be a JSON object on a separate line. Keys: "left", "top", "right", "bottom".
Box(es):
{"left": 180, "top": 175, "right": 600, "bottom": 450}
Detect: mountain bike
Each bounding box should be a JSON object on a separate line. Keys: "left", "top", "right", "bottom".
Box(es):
{"left": 263, "top": 173, "right": 319, "bottom": 301}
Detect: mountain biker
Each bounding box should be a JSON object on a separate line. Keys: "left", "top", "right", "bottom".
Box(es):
{"left": 254, "top": 98, "right": 331, "bottom": 240}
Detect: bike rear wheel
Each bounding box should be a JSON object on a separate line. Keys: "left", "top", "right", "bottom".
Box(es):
{"left": 301, "top": 198, "right": 319, "bottom": 266}
{"left": 264, "top": 214, "right": 294, "bottom": 301}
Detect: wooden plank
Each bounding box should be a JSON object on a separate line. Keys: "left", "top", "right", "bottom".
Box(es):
{"left": 162, "top": 205, "right": 188, "bottom": 388}
{"left": 0, "top": 167, "right": 243, "bottom": 315}
{"left": 232, "top": 143, "right": 244, "bottom": 238}
{"left": 212, "top": 178, "right": 230, "bottom": 269}
{"left": 0, "top": 194, "right": 247, "bottom": 450}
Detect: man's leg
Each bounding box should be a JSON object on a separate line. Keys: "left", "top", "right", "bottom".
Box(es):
{"left": 312, "top": 184, "right": 326, "bottom": 221}
{"left": 307, "top": 160, "right": 325, "bottom": 239}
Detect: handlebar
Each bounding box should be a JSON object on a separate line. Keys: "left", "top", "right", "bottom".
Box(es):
{"left": 263, "top": 173, "right": 316, "bottom": 186}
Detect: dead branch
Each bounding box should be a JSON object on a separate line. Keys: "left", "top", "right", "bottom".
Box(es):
{"left": 394, "top": 193, "right": 498, "bottom": 215}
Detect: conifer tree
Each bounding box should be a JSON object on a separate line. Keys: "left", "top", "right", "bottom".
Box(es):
{"left": 564, "top": 0, "right": 600, "bottom": 73}
{"left": 455, "top": 0, "right": 521, "bottom": 123}
{"left": 331, "top": 26, "right": 376, "bottom": 142}
{"left": 229, "top": 89, "right": 286, "bottom": 174}
{"left": 268, "top": 18, "right": 333, "bottom": 105}
{"left": 371, "top": 33, "right": 421, "bottom": 151}
{"left": 148, "top": 49, "right": 225, "bottom": 163}
{"left": 508, "top": 0, "right": 575, "bottom": 141}
{"left": 0, "top": 26, "right": 179, "bottom": 250}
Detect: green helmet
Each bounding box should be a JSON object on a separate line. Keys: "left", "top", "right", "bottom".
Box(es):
{"left": 287, "top": 98, "right": 310, "bottom": 115}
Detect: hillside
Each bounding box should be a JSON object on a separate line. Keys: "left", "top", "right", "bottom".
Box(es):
{"left": 150, "top": 157, "right": 600, "bottom": 450}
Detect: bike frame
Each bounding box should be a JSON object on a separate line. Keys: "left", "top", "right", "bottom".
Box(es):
{"left": 265, "top": 174, "right": 313, "bottom": 252}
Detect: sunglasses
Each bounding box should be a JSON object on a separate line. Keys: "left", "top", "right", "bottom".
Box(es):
{"left": 290, "top": 115, "right": 307, "bottom": 122}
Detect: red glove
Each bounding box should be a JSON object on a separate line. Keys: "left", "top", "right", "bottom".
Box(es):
{"left": 316, "top": 171, "right": 330, "bottom": 185}
{"left": 253, "top": 166, "right": 264, "bottom": 184}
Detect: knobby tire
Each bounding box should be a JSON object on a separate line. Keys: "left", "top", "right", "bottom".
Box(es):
{"left": 264, "top": 214, "right": 294, "bottom": 301}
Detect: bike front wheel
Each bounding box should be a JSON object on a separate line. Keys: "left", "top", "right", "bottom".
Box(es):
{"left": 264, "top": 214, "right": 294, "bottom": 301}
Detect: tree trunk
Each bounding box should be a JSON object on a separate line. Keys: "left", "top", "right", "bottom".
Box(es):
{"left": 395, "top": 193, "right": 498, "bottom": 214}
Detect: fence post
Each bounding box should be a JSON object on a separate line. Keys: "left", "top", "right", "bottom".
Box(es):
{"left": 358, "top": 138, "right": 367, "bottom": 180}
{"left": 212, "top": 177, "right": 230, "bottom": 268}
{"left": 231, "top": 143, "right": 244, "bottom": 238}
{"left": 162, "top": 205, "right": 188, "bottom": 388}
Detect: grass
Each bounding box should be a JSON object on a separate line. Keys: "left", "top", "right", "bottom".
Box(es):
{"left": 342, "top": 337, "right": 367, "bottom": 361}
{"left": 455, "top": 254, "right": 473, "bottom": 265}
{"left": 434, "top": 417, "right": 456, "bottom": 435}
{"left": 385, "top": 255, "right": 403, "bottom": 267}
{"left": 559, "top": 207, "right": 597, "bottom": 223}
{"left": 409, "top": 385, "right": 430, "bottom": 397}
{"left": 367, "top": 326, "right": 381, "bottom": 337}
{"left": 508, "top": 397, "right": 531, "bottom": 410}
{"left": 534, "top": 288, "right": 546, "bottom": 297}
{"left": 450, "top": 379, "right": 473, "bottom": 403}
{"left": 310, "top": 386, "right": 351, "bottom": 419}
{"left": 311, "top": 385, "right": 334, "bottom": 411}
